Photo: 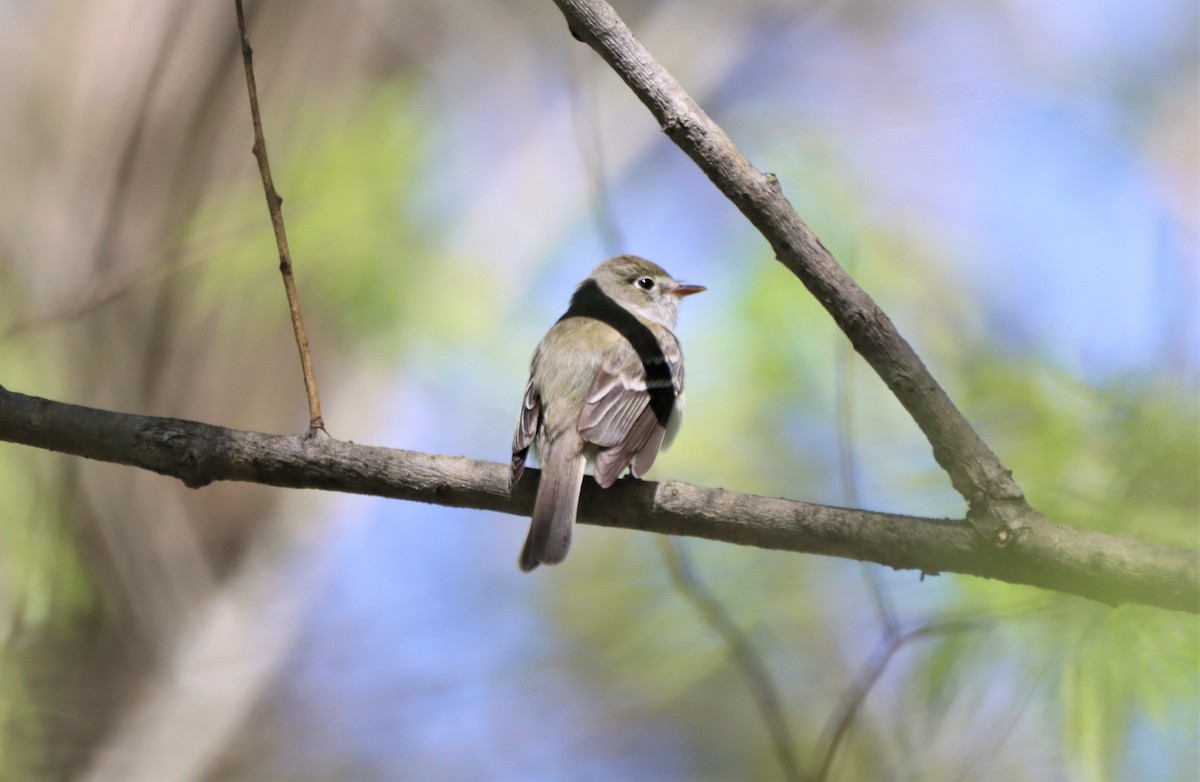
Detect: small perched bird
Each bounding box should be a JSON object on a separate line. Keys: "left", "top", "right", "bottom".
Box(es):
{"left": 509, "top": 255, "right": 704, "bottom": 571}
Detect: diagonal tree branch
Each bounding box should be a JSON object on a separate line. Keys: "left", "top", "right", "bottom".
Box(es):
{"left": 1, "top": 386, "right": 1195, "bottom": 614}
{"left": 548, "top": 0, "right": 1035, "bottom": 546}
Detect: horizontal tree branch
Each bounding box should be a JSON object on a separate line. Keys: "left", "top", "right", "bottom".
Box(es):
{"left": 2, "top": 386, "right": 1195, "bottom": 614}
{"left": 550, "top": 0, "right": 1035, "bottom": 544}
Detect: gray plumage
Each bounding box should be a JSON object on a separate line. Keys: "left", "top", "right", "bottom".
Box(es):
{"left": 509, "top": 255, "right": 703, "bottom": 572}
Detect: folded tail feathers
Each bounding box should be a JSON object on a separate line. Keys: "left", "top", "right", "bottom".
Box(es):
{"left": 519, "top": 451, "right": 586, "bottom": 572}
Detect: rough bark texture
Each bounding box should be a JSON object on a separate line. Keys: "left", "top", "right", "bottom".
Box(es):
{"left": 2, "top": 386, "right": 1195, "bottom": 613}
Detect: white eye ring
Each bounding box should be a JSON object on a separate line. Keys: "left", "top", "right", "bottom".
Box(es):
{"left": 636, "top": 277, "right": 655, "bottom": 291}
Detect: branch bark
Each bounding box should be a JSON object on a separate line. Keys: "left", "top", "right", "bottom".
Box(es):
{"left": 549, "top": 0, "right": 1034, "bottom": 546}
{"left": 2, "top": 386, "right": 1195, "bottom": 614}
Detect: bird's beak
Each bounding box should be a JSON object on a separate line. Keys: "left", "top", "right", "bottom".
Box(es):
{"left": 672, "top": 283, "right": 706, "bottom": 298}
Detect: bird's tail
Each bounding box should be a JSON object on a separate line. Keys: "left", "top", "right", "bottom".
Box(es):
{"left": 519, "top": 450, "right": 586, "bottom": 572}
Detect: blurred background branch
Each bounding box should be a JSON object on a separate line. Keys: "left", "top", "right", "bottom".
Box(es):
{"left": 659, "top": 537, "right": 802, "bottom": 781}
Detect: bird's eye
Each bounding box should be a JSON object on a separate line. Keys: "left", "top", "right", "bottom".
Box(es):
{"left": 636, "top": 277, "right": 655, "bottom": 291}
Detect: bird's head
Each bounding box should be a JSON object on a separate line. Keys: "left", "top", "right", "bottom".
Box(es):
{"left": 589, "top": 254, "right": 704, "bottom": 328}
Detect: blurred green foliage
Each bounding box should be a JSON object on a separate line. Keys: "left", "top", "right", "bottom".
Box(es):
{"left": 0, "top": 290, "right": 96, "bottom": 781}
{"left": 185, "top": 82, "right": 505, "bottom": 362}
{"left": 940, "top": 358, "right": 1200, "bottom": 781}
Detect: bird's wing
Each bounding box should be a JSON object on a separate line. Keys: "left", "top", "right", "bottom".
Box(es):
{"left": 579, "top": 331, "right": 684, "bottom": 488}
{"left": 510, "top": 376, "right": 540, "bottom": 490}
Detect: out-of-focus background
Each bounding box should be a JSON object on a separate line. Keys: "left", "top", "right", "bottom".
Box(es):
{"left": 0, "top": 0, "right": 1196, "bottom": 780}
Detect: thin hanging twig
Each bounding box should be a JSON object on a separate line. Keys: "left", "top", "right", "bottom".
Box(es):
{"left": 233, "top": 0, "right": 325, "bottom": 434}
